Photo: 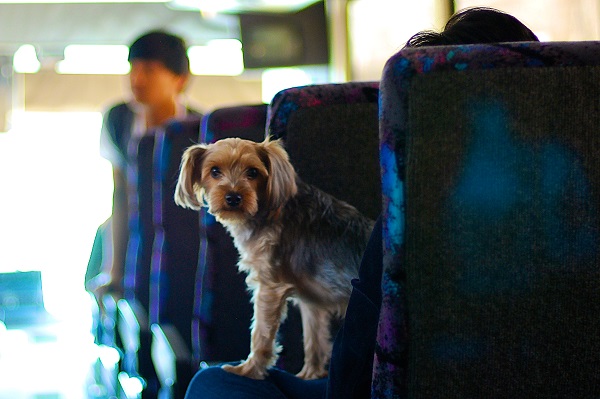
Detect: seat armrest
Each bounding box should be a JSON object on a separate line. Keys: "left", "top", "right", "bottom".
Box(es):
{"left": 151, "top": 323, "right": 193, "bottom": 398}
{"left": 100, "top": 293, "right": 121, "bottom": 348}
{"left": 87, "top": 291, "right": 101, "bottom": 341}
{"left": 117, "top": 298, "right": 149, "bottom": 353}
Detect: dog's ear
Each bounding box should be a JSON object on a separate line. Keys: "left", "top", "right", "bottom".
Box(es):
{"left": 174, "top": 144, "right": 207, "bottom": 210}
{"left": 259, "top": 138, "right": 298, "bottom": 212}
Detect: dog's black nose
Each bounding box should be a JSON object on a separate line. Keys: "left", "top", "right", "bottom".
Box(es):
{"left": 225, "top": 192, "right": 242, "bottom": 207}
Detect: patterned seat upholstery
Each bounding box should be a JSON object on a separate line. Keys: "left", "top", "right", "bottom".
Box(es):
{"left": 268, "top": 82, "right": 381, "bottom": 221}
{"left": 150, "top": 106, "right": 269, "bottom": 399}
{"left": 374, "top": 41, "right": 600, "bottom": 398}
{"left": 116, "top": 132, "right": 158, "bottom": 395}
{"left": 149, "top": 115, "right": 203, "bottom": 398}
{"left": 123, "top": 132, "right": 156, "bottom": 310}
{"left": 151, "top": 116, "right": 203, "bottom": 342}
{"left": 106, "top": 126, "right": 188, "bottom": 398}
{"left": 194, "top": 104, "right": 267, "bottom": 365}
{"left": 266, "top": 82, "right": 380, "bottom": 373}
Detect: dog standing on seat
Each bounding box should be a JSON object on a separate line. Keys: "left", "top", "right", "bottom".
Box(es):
{"left": 175, "top": 137, "right": 373, "bottom": 380}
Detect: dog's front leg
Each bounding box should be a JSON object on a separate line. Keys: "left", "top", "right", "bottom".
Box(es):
{"left": 223, "top": 281, "right": 293, "bottom": 379}
{"left": 296, "top": 302, "right": 331, "bottom": 380}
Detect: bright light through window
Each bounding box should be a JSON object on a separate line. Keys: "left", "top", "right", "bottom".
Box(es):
{"left": 348, "top": 0, "right": 439, "bottom": 80}
{"left": 170, "top": 0, "right": 318, "bottom": 12}
{"left": 188, "top": 39, "right": 244, "bottom": 76}
{"left": 261, "top": 67, "right": 313, "bottom": 103}
{"left": 0, "top": 0, "right": 165, "bottom": 2}
{"left": 13, "top": 44, "right": 41, "bottom": 74}
{"left": 56, "top": 44, "right": 130, "bottom": 75}
{"left": 0, "top": 111, "right": 113, "bottom": 319}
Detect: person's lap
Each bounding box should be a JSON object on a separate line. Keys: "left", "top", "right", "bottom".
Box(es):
{"left": 185, "top": 365, "right": 327, "bottom": 399}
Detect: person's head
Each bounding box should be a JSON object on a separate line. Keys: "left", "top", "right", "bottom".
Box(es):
{"left": 127, "top": 30, "right": 190, "bottom": 106}
{"left": 406, "top": 7, "right": 539, "bottom": 48}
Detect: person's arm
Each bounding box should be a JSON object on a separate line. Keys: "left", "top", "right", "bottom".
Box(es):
{"left": 95, "top": 103, "right": 131, "bottom": 298}
{"left": 109, "top": 167, "right": 128, "bottom": 295}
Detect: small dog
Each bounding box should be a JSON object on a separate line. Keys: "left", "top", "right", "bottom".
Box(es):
{"left": 175, "top": 137, "right": 373, "bottom": 380}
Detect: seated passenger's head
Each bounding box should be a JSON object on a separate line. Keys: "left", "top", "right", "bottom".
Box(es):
{"left": 407, "top": 7, "right": 539, "bottom": 48}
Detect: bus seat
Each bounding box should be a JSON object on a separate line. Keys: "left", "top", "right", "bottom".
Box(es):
{"left": 86, "top": 129, "right": 159, "bottom": 398}
{"left": 128, "top": 115, "right": 200, "bottom": 399}
{"left": 193, "top": 104, "right": 268, "bottom": 365}
{"left": 150, "top": 105, "right": 267, "bottom": 399}
{"left": 125, "top": 133, "right": 156, "bottom": 311}
{"left": 374, "top": 41, "right": 600, "bottom": 398}
{"left": 266, "top": 81, "right": 380, "bottom": 373}
{"left": 267, "top": 81, "right": 381, "bottom": 221}
{"left": 115, "top": 131, "right": 160, "bottom": 398}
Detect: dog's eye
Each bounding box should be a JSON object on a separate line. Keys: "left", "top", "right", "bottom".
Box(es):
{"left": 210, "top": 167, "right": 222, "bottom": 178}
{"left": 246, "top": 168, "right": 259, "bottom": 180}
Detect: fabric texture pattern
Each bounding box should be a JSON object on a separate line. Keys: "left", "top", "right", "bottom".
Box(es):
{"left": 375, "top": 41, "right": 600, "bottom": 398}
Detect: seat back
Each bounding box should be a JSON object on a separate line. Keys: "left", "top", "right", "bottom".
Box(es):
{"left": 375, "top": 41, "right": 600, "bottom": 398}
{"left": 193, "top": 104, "right": 267, "bottom": 366}
{"left": 266, "top": 82, "right": 380, "bottom": 373}
{"left": 150, "top": 116, "right": 203, "bottom": 351}
{"left": 123, "top": 133, "right": 156, "bottom": 310}
{"left": 267, "top": 82, "right": 381, "bottom": 221}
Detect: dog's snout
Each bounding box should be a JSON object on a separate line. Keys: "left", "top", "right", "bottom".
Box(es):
{"left": 225, "top": 192, "right": 242, "bottom": 207}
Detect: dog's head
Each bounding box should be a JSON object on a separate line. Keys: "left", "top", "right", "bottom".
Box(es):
{"left": 175, "top": 138, "right": 297, "bottom": 223}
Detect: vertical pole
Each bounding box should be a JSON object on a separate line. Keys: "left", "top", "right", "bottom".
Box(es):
{"left": 435, "top": 0, "right": 455, "bottom": 30}
{"left": 325, "top": 0, "right": 350, "bottom": 82}
{"left": 0, "top": 56, "right": 15, "bottom": 132}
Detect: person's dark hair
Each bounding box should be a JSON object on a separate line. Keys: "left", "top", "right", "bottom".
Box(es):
{"left": 128, "top": 30, "right": 190, "bottom": 75}
{"left": 406, "top": 7, "right": 539, "bottom": 48}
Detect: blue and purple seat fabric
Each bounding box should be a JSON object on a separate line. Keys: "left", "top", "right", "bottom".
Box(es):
{"left": 194, "top": 83, "right": 383, "bottom": 374}
{"left": 193, "top": 104, "right": 268, "bottom": 366}
{"left": 124, "top": 132, "right": 156, "bottom": 311}
{"left": 118, "top": 129, "right": 161, "bottom": 394}
{"left": 266, "top": 82, "right": 381, "bottom": 374}
{"left": 268, "top": 81, "right": 381, "bottom": 221}
{"left": 151, "top": 116, "right": 203, "bottom": 346}
{"left": 374, "top": 41, "right": 600, "bottom": 398}
{"left": 147, "top": 116, "right": 204, "bottom": 397}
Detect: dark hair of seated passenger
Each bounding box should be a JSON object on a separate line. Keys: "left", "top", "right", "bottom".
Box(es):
{"left": 406, "top": 7, "right": 540, "bottom": 48}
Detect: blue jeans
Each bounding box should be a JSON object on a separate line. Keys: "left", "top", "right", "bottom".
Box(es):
{"left": 185, "top": 365, "right": 327, "bottom": 399}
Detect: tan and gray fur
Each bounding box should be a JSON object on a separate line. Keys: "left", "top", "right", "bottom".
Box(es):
{"left": 175, "top": 137, "right": 373, "bottom": 380}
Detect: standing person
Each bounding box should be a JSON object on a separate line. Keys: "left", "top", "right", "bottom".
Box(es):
{"left": 183, "top": 7, "right": 538, "bottom": 399}
{"left": 93, "top": 30, "right": 201, "bottom": 296}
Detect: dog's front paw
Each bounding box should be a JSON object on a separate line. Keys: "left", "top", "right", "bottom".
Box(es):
{"left": 222, "top": 360, "right": 268, "bottom": 380}
{"left": 296, "top": 364, "right": 328, "bottom": 380}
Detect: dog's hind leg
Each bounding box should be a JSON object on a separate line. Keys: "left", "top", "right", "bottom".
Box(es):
{"left": 223, "top": 281, "right": 294, "bottom": 379}
{"left": 296, "top": 302, "right": 331, "bottom": 380}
